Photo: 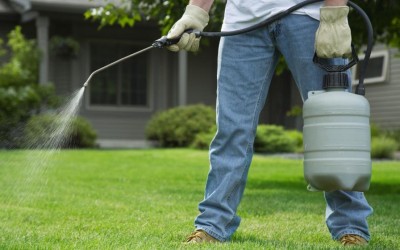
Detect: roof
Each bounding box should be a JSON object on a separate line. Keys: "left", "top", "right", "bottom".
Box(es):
{"left": 0, "top": 0, "right": 125, "bottom": 14}
{"left": 31, "top": 0, "right": 123, "bottom": 12}
{"left": 0, "top": 1, "right": 14, "bottom": 13}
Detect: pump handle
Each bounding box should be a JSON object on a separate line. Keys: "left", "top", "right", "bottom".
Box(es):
{"left": 312, "top": 44, "right": 359, "bottom": 72}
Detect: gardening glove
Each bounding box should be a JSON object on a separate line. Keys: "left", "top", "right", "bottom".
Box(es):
{"left": 315, "top": 6, "right": 352, "bottom": 58}
{"left": 166, "top": 5, "right": 209, "bottom": 52}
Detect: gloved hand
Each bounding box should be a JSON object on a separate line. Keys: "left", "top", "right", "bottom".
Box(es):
{"left": 166, "top": 5, "right": 209, "bottom": 52}
{"left": 315, "top": 6, "right": 352, "bottom": 58}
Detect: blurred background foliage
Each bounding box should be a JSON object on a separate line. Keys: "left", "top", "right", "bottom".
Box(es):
{"left": 84, "top": 0, "right": 400, "bottom": 50}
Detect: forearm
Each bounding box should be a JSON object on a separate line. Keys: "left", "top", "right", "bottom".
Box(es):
{"left": 189, "top": 0, "right": 214, "bottom": 12}
{"left": 324, "top": 0, "right": 348, "bottom": 6}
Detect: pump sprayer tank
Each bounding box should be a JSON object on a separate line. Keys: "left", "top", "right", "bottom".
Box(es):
{"left": 302, "top": 36, "right": 373, "bottom": 192}
{"left": 301, "top": 1, "right": 374, "bottom": 192}
{"left": 303, "top": 70, "right": 371, "bottom": 192}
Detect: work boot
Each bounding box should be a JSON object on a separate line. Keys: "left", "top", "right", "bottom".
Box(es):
{"left": 185, "top": 230, "right": 219, "bottom": 244}
{"left": 340, "top": 234, "right": 368, "bottom": 246}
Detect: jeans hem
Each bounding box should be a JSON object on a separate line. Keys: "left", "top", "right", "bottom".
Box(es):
{"left": 334, "top": 230, "right": 370, "bottom": 242}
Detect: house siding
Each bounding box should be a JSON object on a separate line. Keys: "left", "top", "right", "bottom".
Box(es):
{"left": 364, "top": 48, "right": 400, "bottom": 129}
{"left": 82, "top": 113, "right": 152, "bottom": 140}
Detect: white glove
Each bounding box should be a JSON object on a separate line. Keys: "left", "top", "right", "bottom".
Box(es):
{"left": 166, "top": 5, "right": 209, "bottom": 52}
{"left": 315, "top": 6, "right": 352, "bottom": 58}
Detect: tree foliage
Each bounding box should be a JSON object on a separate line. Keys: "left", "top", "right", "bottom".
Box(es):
{"left": 85, "top": 0, "right": 400, "bottom": 49}
{"left": 349, "top": 0, "right": 400, "bottom": 49}
{"left": 84, "top": 0, "right": 225, "bottom": 35}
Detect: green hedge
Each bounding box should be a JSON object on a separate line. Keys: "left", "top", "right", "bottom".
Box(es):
{"left": 254, "top": 125, "right": 296, "bottom": 153}
{"left": 190, "top": 122, "right": 398, "bottom": 157}
{"left": 191, "top": 124, "right": 301, "bottom": 153}
{"left": 384, "top": 129, "right": 400, "bottom": 151}
{"left": 24, "top": 114, "right": 97, "bottom": 149}
{"left": 369, "top": 124, "right": 399, "bottom": 159}
{"left": 286, "top": 130, "right": 303, "bottom": 153}
{"left": 371, "top": 136, "right": 398, "bottom": 159}
{"left": 0, "top": 27, "right": 60, "bottom": 148}
{"left": 191, "top": 125, "right": 216, "bottom": 150}
{"left": 145, "top": 104, "right": 215, "bottom": 147}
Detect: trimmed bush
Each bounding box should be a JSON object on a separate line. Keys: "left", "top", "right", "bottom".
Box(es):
{"left": 371, "top": 136, "right": 398, "bottom": 159}
{"left": 146, "top": 104, "right": 215, "bottom": 147}
{"left": 191, "top": 124, "right": 301, "bottom": 153}
{"left": 0, "top": 27, "right": 60, "bottom": 148}
{"left": 254, "top": 125, "right": 296, "bottom": 153}
{"left": 286, "top": 130, "right": 303, "bottom": 153}
{"left": 191, "top": 125, "right": 216, "bottom": 150}
{"left": 370, "top": 123, "right": 382, "bottom": 138}
{"left": 24, "top": 114, "right": 97, "bottom": 148}
{"left": 384, "top": 129, "right": 400, "bottom": 150}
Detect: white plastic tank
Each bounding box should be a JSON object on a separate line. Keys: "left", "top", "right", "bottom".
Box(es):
{"left": 303, "top": 72, "right": 371, "bottom": 192}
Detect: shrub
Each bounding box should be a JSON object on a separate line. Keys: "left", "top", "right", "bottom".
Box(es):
{"left": 254, "top": 125, "right": 296, "bottom": 153}
{"left": 69, "top": 117, "right": 97, "bottom": 148}
{"left": 384, "top": 129, "right": 400, "bottom": 150}
{"left": 286, "top": 130, "right": 303, "bottom": 153}
{"left": 146, "top": 104, "right": 215, "bottom": 147}
{"left": 191, "top": 124, "right": 300, "bottom": 153}
{"left": 0, "top": 26, "right": 60, "bottom": 148}
{"left": 24, "top": 114, "right": 97, "bottom": 149}
{"left": 371, "top": 136, "right": 398, "bottom": 159}
{"left": 370, "top": 123, "right": 382, "bottom": 138}
{"left": 191, "top": 126, "right": 216, "bottom": 150}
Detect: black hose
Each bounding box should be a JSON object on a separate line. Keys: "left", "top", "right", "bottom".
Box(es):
{"left": 197, "top": 0, "right": 373, "bottom": 96}
{"left": 200, "top": 0, "right": 323, "bottom": 37}
{"left": 347, "top": 2, "right": 373, "bottom": 96}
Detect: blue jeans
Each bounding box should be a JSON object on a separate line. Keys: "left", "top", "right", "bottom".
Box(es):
{"left": 194, "top": 15, "right": 373, "bottom": 242}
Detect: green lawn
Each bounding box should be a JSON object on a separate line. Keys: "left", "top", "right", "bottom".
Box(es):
{"left": 0, "top": 149, "right": 399, "bottom": 249}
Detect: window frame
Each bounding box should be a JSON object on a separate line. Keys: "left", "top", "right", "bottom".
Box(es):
{"left": 84, "top": 39, "right": 153, "bottom": 112}
{"left": 352, "top": 50, "right": 389, "bottom": 85}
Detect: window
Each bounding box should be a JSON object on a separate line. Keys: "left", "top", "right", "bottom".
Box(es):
{"left": 352, "top": 50, "right": 389, "bottom": 85}
{"left": 89, "top": 41, "right": 149, "bottom": 107}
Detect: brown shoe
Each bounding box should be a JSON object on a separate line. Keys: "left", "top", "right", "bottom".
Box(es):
{"left": 340, "top": 234, "right": 368, "bottom": 246}
{"left": 185, "top": 230, "right": 219, "bottom": 243}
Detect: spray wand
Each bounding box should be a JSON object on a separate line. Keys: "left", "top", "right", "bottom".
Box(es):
{"left": 83, "top": 0, "right": 373, "bottom": 95}
{"left": 82, "top": 36, "right": 182, "bottom": 88}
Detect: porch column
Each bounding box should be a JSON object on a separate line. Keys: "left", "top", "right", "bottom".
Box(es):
{"left": 36, "top": 16, "right": 49, "bottom": 84}
{"left": 178, "top": 50, "right": 188, "bottom": 106}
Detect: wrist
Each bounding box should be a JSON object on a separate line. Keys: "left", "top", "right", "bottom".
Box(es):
{"left": 324, "top": 0, "right": 347, "bottom": 6}
{"left": 185, "top": 4, "right": 209, "bottom": 25}
{"left": 189, "top": 0, "right": 213, "bottom": 12}
{"left": 320, "top": 6, "right": 349, "bottom": 22}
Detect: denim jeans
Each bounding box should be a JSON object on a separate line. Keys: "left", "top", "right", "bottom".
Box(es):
{"left": 194, "top": 14, "right": 373, "bottom": 242}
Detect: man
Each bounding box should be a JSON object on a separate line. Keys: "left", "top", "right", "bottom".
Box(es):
{"left": 167, "top": 0, "right": 373, "bottom": 246}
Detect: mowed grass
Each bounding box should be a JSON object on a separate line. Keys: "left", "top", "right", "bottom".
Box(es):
{"left": 0, "top": 149, "right": 399, "bottom": 249}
